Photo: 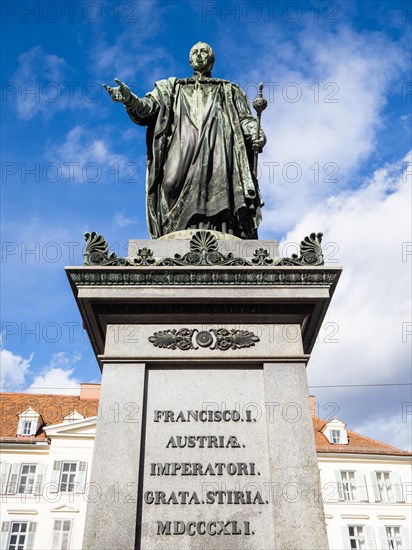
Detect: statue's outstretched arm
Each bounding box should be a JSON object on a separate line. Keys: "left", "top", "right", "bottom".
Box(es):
{"left": 103, "top": 78, "right": 159, "bottom": 125}
{"left": 103, "top": 78, "right": 136, "bottom": 103}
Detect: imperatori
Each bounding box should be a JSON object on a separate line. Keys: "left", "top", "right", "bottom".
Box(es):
{"left": 144, "top": 490, "right": 266, "bottom": 505}
{"left": 150, "top": 462, "right": 257, "bottom": 476}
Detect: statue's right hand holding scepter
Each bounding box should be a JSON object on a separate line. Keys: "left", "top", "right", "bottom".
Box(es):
{"left": 103, "top": 78, "right": 135, "bottom": 104}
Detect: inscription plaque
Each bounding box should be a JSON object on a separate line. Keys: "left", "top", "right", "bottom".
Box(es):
{"left": 140, "top": 367, "right": 275, "bottom": 549}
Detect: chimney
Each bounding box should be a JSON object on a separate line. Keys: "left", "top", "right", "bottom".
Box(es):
{"left": 80, "top": 383, "right": 101, "bottom": 401}
{"left": 309, "top": 395, "right": 316, "bottom": 418}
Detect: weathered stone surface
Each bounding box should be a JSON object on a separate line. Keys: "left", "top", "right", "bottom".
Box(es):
{"left": 82, "top": 363, "right": 145, "bottom": 550}
{"left": 264, "top": 362, "right": 329, "bottom": 550}
{"left": 139, "top": 367, "right": 276, "bottom": 549}
{"left": 104, "top": 323, "right": 304, "bottom": 361}
{"left": 67, "top": 235, "right": 339, "bottom": 550}
{"left": 128, "top": 234, "right": 279, "bottom": 259}
{"left": 158, "top": 229, "right": 241, "bottom": 241}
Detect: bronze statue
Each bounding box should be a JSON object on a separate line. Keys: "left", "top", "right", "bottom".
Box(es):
{"left": 104, "top": 42, "right": 266, "bottom": 239}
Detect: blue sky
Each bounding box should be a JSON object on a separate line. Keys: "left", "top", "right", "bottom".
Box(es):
{"left": 1, "top": 1, "right": 411, "bottom": 449}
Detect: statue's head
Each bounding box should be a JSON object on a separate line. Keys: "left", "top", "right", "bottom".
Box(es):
{"left": 189, "top": 42, "right": 215, "bottom": 73}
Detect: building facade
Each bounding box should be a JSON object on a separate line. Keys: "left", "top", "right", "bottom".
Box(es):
{"left": 1, "top": 386, "right": 410, "bottom": 550}
{"left": 0, "top": 387, "right": 99, "bottom": 550}
{"left": 314, "top": 416, "right": 411, "bottom": 550}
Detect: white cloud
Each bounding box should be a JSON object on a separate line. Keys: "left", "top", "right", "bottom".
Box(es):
{"left": 9, "top": 45, "right": 103, "bottom": 121}
{"left": 0, "top": 348, "right": 33, "bottom": 390}
{"left": 26, "top": 368, "right": 80, "bottom": 396}
{"left": 88, "top": 2, "right": 175, "bottom": 84}
{"left": 0, "top": 348, "right": 82, "bottom": 395}
{"left": 49, "top": 351, "right": 81, "bottom": 369}
{"left": 10, "top": 46, "right": 70, "bottom": 120}
{"left": 284, "top": 151, "right": 411, "bottom": 383}
{"left": 281, "top": 151, "right": 411, "bottom": 449}
{"left": 254, "top": 26, "right": 407, "bottom": 234}
{"left": 25, "top": 352, "right": 82, "bottom": 395}
{"left": 113, "top": 212, "right": 138, "bottom": 227}
{"left": 354, "top": 415, "right": 412, "bottom": 452}
{"left": 46, "top": 125, "right": 133, "bottom": 185}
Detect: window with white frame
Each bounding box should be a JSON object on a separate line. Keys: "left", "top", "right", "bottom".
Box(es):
{"left": 0, "top": 521, "right": 37, "bottom": 550}
{"left": 16, "top": 408, "right": 40, "bottom": 437}
{"left": 7, "top": 522, "right": 28, "bottom": 550}
{"left": 386, "top": 526, "right": 402, "bottom": 549}
{"left": 60, "top": 463, "right": 78, "bottom": 492}
{"left": 378, "top": 526, "right": 411, "bottom": 550}
{"left": 17, "top": 464, "right": 37, "bottom": 494}
{"left": 49, "top": 461, "right": 87, "bottom": 494}
{"left": 370, "top": 471, "right": 404, "bottom": 503}
{"left": 0, "top": 462, "right": 46, "bottom": 496}
{"left": 336, "top": 470, "right": 368, "bottom": 502}
{"left": 330, "top": 429, "right": 341, "bottom": 443}
{"left": 21, "top": 422, "right": 33, "bottom": 436}
{"left": 51, "top": 520, "right": 72, "bottom": 550}
{"left": 377, "top": 471, "right": 393, "bottom": 501}
{"left": 348, "top": 525, "right": 366, "bottom": 549}
{"left": 341, "top": 471, "right": 357, "bottom": 501}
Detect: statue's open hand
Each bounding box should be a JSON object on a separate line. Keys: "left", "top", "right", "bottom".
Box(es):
{"left": 103, "top": 78, "right": 132, "bottom": 103}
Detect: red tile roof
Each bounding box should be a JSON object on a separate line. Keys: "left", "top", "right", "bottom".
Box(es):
{"left": 314, "top": 417, "right": 411, "bottom": 456}
{"left": 1, "top": 392, "right": 410, "bottom": 456}
{"left": 0, "top": 393, "right": 99, "bottom": 441}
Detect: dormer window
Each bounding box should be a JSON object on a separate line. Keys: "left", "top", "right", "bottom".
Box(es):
{"left": 330, "top": 429, "right": 341, "bottom": 444}
{"left": 17, "top": 408, "right": 42, "bottom": 437}
{"left": 21, "top": 421, "right": 34, "bottom": 436}
{"left": 321, "top": 418, "right": 348, "bottom": 444}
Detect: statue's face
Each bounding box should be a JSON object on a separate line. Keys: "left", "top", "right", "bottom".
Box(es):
{"left": 190, "top": 42, "right": 214, "bottom": 72}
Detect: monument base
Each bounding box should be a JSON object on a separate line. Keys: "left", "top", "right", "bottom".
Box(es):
{"left": 67, "top": 231, "right": 341, "bottom": 549}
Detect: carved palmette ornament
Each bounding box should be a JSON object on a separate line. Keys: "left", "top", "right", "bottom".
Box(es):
{"left": 277, "top": 233, "right": 324, "bottom": 266}
{"left": 83, "top": 230, "right": 325, "bottom": 267}
{"left": 210, "top": 329, "right": 260, "bottom": 350}
{"left": 148, "top": 328, "right": 260, "bottom": 351}
{"left": 148, "top": 329, "right": 196, "bottom": 350}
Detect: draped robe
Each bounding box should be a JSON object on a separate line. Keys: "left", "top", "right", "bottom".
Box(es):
{"left": 125, "top": 76, "right": 264, "bottom": 239}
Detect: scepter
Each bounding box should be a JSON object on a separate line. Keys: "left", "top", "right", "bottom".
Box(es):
{"left": 252, "top": 82, "right": 268, "bottom": 180}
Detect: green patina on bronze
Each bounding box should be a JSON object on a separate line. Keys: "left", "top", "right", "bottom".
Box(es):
{"left": 70, "top": 268, "right": 338, "bottom": 287}
{"left": 103, "top": 42, "right": 267, "bottom": 239}
{"left": 83, "top": 230, "right": 325, "bottom": 268}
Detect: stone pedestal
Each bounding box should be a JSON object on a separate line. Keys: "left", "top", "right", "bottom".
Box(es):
{"left": 67, "top": 231, "right": 341, "bottom": 550}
